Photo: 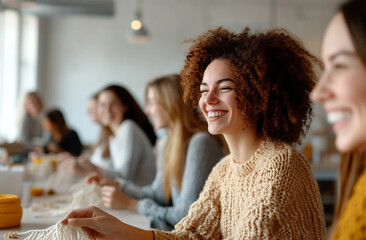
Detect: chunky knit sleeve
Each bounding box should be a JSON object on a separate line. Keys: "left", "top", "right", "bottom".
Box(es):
{"left": 153, "top": 158, "right": 228, "bottom": 240}
{"left": 251, "top": 146, "right": 326, "bottom": 239}
{"left": 333, "top": 169, "right": 366, "bottom": 240}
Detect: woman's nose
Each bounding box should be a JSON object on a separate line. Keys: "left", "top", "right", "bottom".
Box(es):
{"left": 106, "top": 105, "right": 113, "bottom": 113}
{"left": 311, "top": 72, "right": 333, "bottom": 103}
{"left": 205, "top": 90, "right": 219, "bottom": 105}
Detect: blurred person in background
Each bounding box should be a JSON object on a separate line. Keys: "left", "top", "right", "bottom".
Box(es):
{"left": 87, "top": 93, "right": 99, "bottom": 124}
{"left": 0, "top": 91, "right": 45, "bottom": 162}
{"left": 40, "top": 109, "right": 82, "bottom": 157}
{"left": 18, "top": 91, "right": 45, "bottom": 151}
{"left": 63, "top": 85, "right": 157, "bottom": 187}
{"left": 61, "top": 92, "right": 112, "bottom": 175}
{"left": 86, "top": 93, "right": 112, "bottom": 170}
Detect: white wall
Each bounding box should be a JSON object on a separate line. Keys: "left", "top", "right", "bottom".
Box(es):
{"left": 37, "top": 0, "right": 341, "bottom": 144}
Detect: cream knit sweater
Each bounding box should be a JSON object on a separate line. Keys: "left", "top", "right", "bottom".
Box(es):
{"left": 153, "top": 140, "right": 326, "bottom": 239}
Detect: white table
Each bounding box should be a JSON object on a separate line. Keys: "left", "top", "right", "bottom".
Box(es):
{"left": 0, "top": 206, "right": 150, "bottom": 239}
{"left": 0, "top": 188, "right": 150, "bottom": 240}
{"left": 0, "top": 163, "right": 151, "bottom": 239}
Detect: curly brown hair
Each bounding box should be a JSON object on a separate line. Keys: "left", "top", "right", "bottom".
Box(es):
{"left": 181, "top": 27, "right": 321, "bottom": 144}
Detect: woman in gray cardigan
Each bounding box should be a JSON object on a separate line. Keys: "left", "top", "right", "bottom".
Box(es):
{"left": 88, "top": 74, "right": 226, "bottom": 230}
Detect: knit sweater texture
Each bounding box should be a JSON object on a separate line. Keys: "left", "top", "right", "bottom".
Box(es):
{"left": 153, "top": 140, "right": 326, "bottom": 240}
{"left": 333, "top": 169, "right": 366, "bottom": 240}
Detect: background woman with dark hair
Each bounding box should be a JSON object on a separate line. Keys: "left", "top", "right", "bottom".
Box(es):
{"left": 42, "top": 109, "right": 82, "bottom": 157}
{"left": 61, "top": 85, "right": 157, "bottom": 187}
{"left": 89, "top": 85, "right": 156, "bottom": 186}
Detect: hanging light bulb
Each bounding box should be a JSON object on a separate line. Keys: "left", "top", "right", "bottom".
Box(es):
{"left": 128, "top": 1, "right": 149, "bottom": 44}
{"left": 130, "top": 19, "right": 142, "bottom": 30}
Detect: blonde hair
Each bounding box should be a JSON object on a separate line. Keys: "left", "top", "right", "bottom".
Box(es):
{"left": 146, "top": 74, "right": 207, "bottom": 201}
{"left": 98, "top": 126, "right": 112, "bottom": 159}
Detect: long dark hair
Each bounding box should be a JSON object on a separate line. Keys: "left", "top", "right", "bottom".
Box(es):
{"left": 45, "top": 109, "right": 70, "bottom": 135}
{"left": 101, "top": 85, "right": 157, "bottom": 146}
{"left": 340, "top": 0, "right": 366, "bottom": 66}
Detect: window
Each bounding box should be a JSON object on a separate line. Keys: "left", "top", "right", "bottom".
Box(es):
{"left": 0, "top": 10, "right": 38, "bottom": 142}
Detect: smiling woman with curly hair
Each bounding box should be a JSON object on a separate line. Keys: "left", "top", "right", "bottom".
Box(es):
{"left": 181, "top": 27, "right": 319, "bottom": 145}
{"left": 62, "top": 27, "right": 326, "bottom": 240}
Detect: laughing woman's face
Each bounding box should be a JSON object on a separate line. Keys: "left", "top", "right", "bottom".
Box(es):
{"left": 311, "top": 13, "right": 366, "bottom": 152}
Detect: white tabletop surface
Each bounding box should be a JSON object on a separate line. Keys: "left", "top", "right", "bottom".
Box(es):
{"left": 0, "top": 204, "right": 150, "bottom": 240}
{"left": 0, "top": 165, "right": 151, "bottom": 239}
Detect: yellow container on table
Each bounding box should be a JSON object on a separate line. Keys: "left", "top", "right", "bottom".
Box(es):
{"left": 0, "top": 194, "right": 22, "bottom": 228}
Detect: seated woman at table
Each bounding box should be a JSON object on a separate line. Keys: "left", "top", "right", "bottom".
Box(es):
{"left": 87, "top": 93, "right": 99, "bottom": 124}
{"left": 60, "top": 92, "right": 111, "bottom": 174}
{"left": 86, "top": 93, "right": 112, "bottom": 170}
{"left": 79, "top": 93, "right": 111, "bottom": 170}
{"left": 87, "top": 74, "right": 227, "bottom": 230}
{"left": 0, "top": 92, "right": 45, "bottom": 162}
{"left": 86, "top": 85, "right": 157, "bottom": 186}
{"left": 18, "top": 91, "right": 45, "bottom": 152}
{"left": 62, "top": 85, "right": 157, "bottom": 187}
{"left": 40, "top": 109, "right": 83, "bottom": 157}
{"left": 63, "top": 27, "right": 325, "bottom": 239}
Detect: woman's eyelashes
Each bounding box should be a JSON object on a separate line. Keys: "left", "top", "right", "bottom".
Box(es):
{"left": 200, "top": 86, "right": 234, "bottom": 95}
{"left": 200, "top": 89, "right": 208, "bottom": 94}
{"left": 333, "top": 63, "right": 347, "bottom": 71}
{"left": 219, "top": 87, "right": 233, "bottom": 92}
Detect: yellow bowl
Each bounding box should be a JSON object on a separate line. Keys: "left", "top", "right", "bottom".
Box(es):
{"left": 0, "top": 194, "right": 22, "bottom": 229}
{"left": 0, "top": 209, "right": 22, "bottom": 229}
{"left": 0, "top": 194, "right": 20, "bottom": 204}
{"left": 30, "top": 187, "right": 44, "bottom": 197}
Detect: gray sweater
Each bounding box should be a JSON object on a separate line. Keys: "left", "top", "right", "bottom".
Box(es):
{"left": 18, "top": 113, "right": 44, "bottom": 151}
{"left": 105, "top": 119, "right": 156, "bottom": 187}
{"left": 117, "top": 132, "right": 226, "bottom": 230}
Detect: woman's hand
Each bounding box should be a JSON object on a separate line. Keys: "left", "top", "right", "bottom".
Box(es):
{"left": 78, "top": 156, "right": 98, "bottom": 172}
{"left": 62, "top": 206, "right": 153, "bottom": 240}
{"left": 47, "top": 142, "right": 61, "bottom": 153}
{"left": 101, "top": 186, "right": 138, "bottom": 212}
{"left": 59, "top": 157, "right": 90, "bottom": 177}
{"left": 86, "top": 172, "right": 118, "bottom": 187}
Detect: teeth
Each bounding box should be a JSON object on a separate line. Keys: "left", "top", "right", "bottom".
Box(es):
{"left": 327, "top": 111, "right": 351, "bottom": 124}
{"left": 208, "top": 112, "right": 226, "bottom": 118}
